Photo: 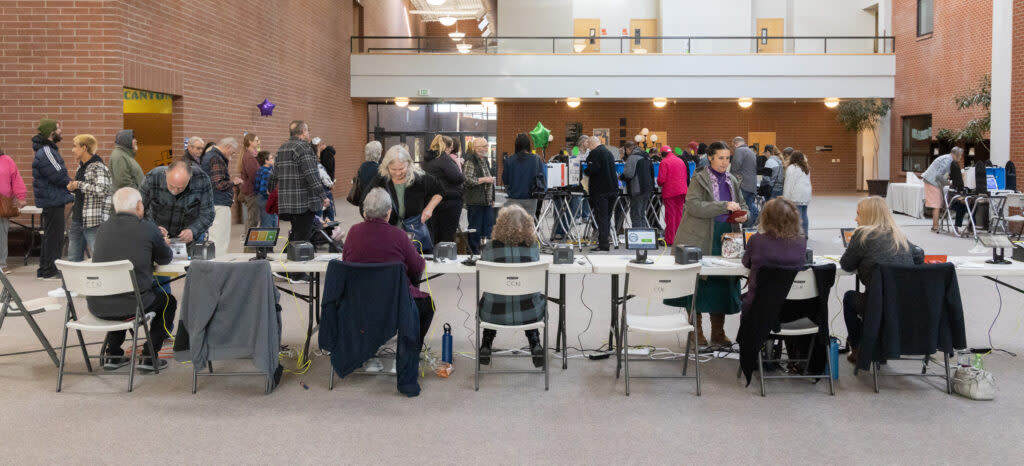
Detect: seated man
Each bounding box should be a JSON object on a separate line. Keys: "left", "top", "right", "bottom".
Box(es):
{"left": 87, "top": 187, "right": 176, "bottom": 371}
{"left": 342, "top": 187, "right": 434, "bottom": 351}
{"left": 140, "top": 159, "right": 215, "bottom": 245}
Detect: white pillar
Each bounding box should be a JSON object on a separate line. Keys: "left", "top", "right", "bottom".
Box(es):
{"left": 990, "top": 0, "right": 1013, "bottom": 165}
{"left": 877, "top": 108, "right": 891, "bottom": 181}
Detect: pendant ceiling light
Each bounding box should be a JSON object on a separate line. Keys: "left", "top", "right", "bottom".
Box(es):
{"left": 427, "top": 0, "right": 446, "bottom": 5}
{"left": 824, "top": 97, "right": 840, "bottom": 108}
{"left": 652, "top": 97, "right": 668, "bottom": 108}
{"left": 738, "top": 98, "right": 753, "bottom": 108}
{"left": 566, "top": 97, "right": 581, "bottom": 108}
{"left": 438, "top": 16, "right": 457, "bottom": 26}
{"left": 394, "top": 97, "right": 409, "bottom": 108}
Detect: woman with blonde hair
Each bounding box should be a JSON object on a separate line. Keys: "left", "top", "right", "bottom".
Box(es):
{"left": 421, "top": 134, "right": 465, "bottom": 244}
{"left": 478, "top": 204, "right": 546, "bottom": 367}
{"left": 67, "top": 134, "right": 112, "bottom": 262}
{"left": 365, "top": 145, "right": 443, "bottom": 244}
{"left": 839, "top": 196, "right": 923, "bottom": 363}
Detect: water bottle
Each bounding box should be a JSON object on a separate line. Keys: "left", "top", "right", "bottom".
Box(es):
{"left": 829, "top": 337, "right": 840, "bottom": 380}
{"left": 441, "top": 323, "right": 453, "bottom": 364}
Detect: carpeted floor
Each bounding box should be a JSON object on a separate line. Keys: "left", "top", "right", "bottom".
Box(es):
{"left": 1, "top": 195, "right": 1022, "bottom": 464}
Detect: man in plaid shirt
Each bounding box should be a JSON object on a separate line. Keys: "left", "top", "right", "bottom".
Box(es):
{"left": 140, "top": 160, "right": 215, "bottom": 244}
{"left": 270, "top": 120, "right": 329, "bottom": 247}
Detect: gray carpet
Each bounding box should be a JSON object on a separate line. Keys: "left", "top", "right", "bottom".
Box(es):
{"left": 1, "top": 195, "right": 1022, "bottom": 464}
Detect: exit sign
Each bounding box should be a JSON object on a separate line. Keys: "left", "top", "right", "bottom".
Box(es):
{"left": 418, "top": 89, "right": 430, "bottom": 96}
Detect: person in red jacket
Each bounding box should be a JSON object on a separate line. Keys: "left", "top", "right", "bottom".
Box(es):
{"left": 657, "top": 145, "right": 689, "bottom": 245}
{"left": 0, "top": 147, "right": 27, "bottom": 273}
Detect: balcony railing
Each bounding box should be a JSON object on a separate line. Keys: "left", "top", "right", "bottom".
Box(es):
{"left": 351, "top": 35, "right": 895, "bottom": 55}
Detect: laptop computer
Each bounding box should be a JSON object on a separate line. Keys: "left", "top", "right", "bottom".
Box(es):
{"left": 840, "top": 228, "right": 856, "bottom": 248}
{"left": 741, "top": 228, "right": 757, "bottom": 247}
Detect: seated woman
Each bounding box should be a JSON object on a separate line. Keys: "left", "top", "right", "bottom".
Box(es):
{"left": 840, "top": 196, "right": 923, "bottom": 363}
{"left": 741, "top": 197, "right": 807, "bottom": 311}
{"left": 343, "top": 187, "right": 434, "bottom": 351}
{"left": 479, "top": 204, "right": 546, "bottom": 368}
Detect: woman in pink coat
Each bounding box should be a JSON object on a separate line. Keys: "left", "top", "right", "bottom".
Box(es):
{"left": 656, "top": 145, "right": 688, "bottom": 245}
{"left": 0, "top": 147, "right": 28, "bottom": 273}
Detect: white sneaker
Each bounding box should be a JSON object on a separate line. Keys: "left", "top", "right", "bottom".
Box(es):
{"left": 388, "top": 359, "right": 397, "bottom": 374}
{"left": 364, "top": 358, "right": 384, "bottom": 372}
{"left": 271, "top": 272, "right": 288, "bottom": 281}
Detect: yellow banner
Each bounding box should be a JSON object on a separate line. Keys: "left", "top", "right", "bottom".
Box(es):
{"left": 123, "top": 88, "right": 173, "bottom": 114}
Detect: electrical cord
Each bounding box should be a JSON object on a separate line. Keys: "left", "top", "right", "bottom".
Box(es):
{"left": 986, "top": 280, "right": 1017, "bottom": 357}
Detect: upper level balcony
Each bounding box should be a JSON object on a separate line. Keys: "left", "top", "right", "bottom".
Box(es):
{"left": 350, "top": 35, "right": 896, "bottom": 101}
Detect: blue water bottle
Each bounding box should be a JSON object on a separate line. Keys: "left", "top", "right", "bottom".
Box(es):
{"left": 442, "top": 323, "right": 453, "bottom": 364}
{"left": 829, "top": 337, "right": 840, "bottom": 380}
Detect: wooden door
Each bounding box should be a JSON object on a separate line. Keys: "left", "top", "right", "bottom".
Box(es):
{"left": 573, "top": 18, "right": 601, "bottom": 53}
{"left": 629, "top": 19, "right": 658, "bottom": 53}
{"left": 747, "top": 132, "right": 777, "bottom": 155}
{"left": 756, "top": 18, "right": 784, "bottom": 53}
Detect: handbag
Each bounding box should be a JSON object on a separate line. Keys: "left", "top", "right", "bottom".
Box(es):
{"left": 402, "top": 216, "right": 433, "bottom": 253}
{"left": 345, "top": 176, "right": 361, "bottom": 206}
{"left": 0, "top": 194, "right": 20, "bottom": 218}
{"left": 953, "top": 366, "right": 996, "bottom": 400}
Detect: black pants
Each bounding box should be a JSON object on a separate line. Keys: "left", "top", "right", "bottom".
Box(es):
{"left": 590, "top": 193, "right": 614, "bottom": 249}
{"left": 283, "top": 210, "right": 315, "bottom": 252}
{"left": 103, "top": 289, "right": 178, "bottom": 357}
{"left": 414, "top": 296, "right": 435, "bottom": 351}
{"left": 428, "top": 199, "right": 462, "bottom": 244}
{"left": 843, "top": 290, "right": 866, "bottom": 348}
{"left": 38, "top": 206, "right": 65, "bottom": 277}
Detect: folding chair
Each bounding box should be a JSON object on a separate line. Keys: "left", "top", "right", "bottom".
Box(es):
{"left": 55, "top": 259, "right": 158, "bottom": 393}
{"left": 1003, "top": 193, "right": 1024, "bottom": 239}
{"left": 474, "top": 261, "right": 549, "bottom": 391}
{"left": 753, "top": 269, "right": 835, "bottom": 397}
{"left": 0, "top": 272, "right": 62, "bottom": 367}
{"left": 618, "top": 262, "right": 702, "bottom": 396}
{"left": 940, "top": 188, "right": 973, "bottom": 237}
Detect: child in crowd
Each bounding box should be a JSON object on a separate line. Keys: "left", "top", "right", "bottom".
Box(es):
{"left": 254, "top": 150, "right": 277, "bottom": 227}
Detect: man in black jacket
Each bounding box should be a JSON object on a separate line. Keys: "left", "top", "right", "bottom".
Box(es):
{"left": 31, "top": 119, "right": 74, "bottom": 279}
{"left": 584, "top": 136, "right": 619, "bottom": 251}
{"left": 88, "top": 187, "right": 176, "bottom": 372}
{"left": 621, "top": 141, "right": 654, "bottom": 228}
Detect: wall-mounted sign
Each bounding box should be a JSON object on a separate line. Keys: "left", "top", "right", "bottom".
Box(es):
{"left": 123, "top": 88, "right": 172, "bottom": 114}
{"left": 816, "top": 145, "right": 833, "bottom": 152}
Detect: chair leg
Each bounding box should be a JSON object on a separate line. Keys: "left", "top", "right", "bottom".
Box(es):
{"left": 208, "top": 361, "right": 214, "bottom": 374}
{"left": 56, "top": 323, "right": 70, "bottom": 393}
{"left": 825, "top": 338, "right": 835, "bottom": 396}
{"left": 758, "top": 344, "right": 766, "bottom": 397}
{"left": 474, "top": 319, "right": 481, "bottom": 392}
{"left": 543, "top": 320, "right": 549, "bottom": 391}
{"left": 127, "top": 321, "right": 140, "bottom": 392}
{"left": 803, "top": 335, "right": 816, "bottom": 376}
{"left": 872, "top": 362, "right": 879, "bottom": 393}
{"left": 141, "top": 323, "right": 158, "bottom": 375}
{"left": 22, "top": 312, "right": 60, "bottom": 367}
{"left": 693, "top": 328, "right": 701, "bottom": 396}
{"left": 682, "top": 332, "right": 690, "bottom": 376}
{"left": 944, "top": 352, "right": 952, "bottom": 395}
{"left": 75, "top": 329, "right": 92, "bottom": 373}
{"left": 328, "top": 363, "right": 335, "bottom": 390}
{"left": 192, "top": 366, "right": 198, "bottom": 394}
{"left": 623, "top": 323, "right": 630, "bottom": 396}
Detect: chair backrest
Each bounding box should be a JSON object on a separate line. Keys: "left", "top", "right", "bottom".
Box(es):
{"left": 55, "top": 260, "right": 137, "bottom": 297}
{"left": 625, "top": 262, "right": 701, "bottom": 300}
{"left": 476, "top": 261, "right": 548, "bottom": 296}
{"left": 786, "top": 268, "right": 818, "bottom": 300}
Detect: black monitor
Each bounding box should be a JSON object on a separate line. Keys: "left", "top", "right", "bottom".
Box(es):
{"left": 244, "top": 227, "right": 280, "bottom": 260}
{"left": 625, "top": 228, "right": 657, "bottom": 264}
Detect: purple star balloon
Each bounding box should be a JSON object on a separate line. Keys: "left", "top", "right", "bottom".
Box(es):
{"left": 257, "top": 98, "right": 275, "bottom": 117}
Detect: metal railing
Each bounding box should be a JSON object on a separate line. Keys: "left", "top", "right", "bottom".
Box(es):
{"left": 351, "top": 35, "right": 895, "bottom": 55}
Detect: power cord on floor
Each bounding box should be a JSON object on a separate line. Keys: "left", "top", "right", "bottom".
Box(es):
{"left": 986, "top": 280, "right": 1017, "bottom": 357}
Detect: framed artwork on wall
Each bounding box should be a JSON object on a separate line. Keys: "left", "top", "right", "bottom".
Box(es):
{"left": 593, "top": 128, "right": 610, "bottom": 145}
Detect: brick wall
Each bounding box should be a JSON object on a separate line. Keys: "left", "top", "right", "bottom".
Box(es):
{"left": 1013, "top": 0, "right": 1024, "bottom": 172}
{"left": 0, "top": 0, "right": 420, "bottom": 215}
{"left": 497, "top": 101, "right": 859, "bottom": 192}
{"left": 890, "top": 0, "right": 993, "bottom": 181}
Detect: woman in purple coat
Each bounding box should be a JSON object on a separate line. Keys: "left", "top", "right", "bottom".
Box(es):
{"left": 741, "top": 197, "right": 807, "bottom": 312}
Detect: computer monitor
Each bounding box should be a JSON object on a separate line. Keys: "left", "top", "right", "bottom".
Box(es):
{"left": 625, "top": 228, "right": 657, "bottom": 263}
{"left": 840, "top": 228, "right": 856, "bottom": 248}
{"left": 244, "top": 227, "right": 280, "bottom": 260}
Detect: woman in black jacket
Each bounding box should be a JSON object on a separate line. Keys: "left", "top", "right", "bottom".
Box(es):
{"left": 421, "top": 134, "right": 465, "bottom": 244}
{"left": 365, "top": 145, "right": 443, "bottom": 232}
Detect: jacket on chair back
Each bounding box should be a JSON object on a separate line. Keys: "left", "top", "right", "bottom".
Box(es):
{"left": 856, "top": 263, "right": 966, "bottom": 371}
{"left": 319, "top": 261, "right": 421, "bottom": 397}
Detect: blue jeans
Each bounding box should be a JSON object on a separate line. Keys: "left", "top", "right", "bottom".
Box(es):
{"left": 67, "top": 220, "right": 99, "bottom": 262}
{"left": 742, "top": 190, "right": 760, "bottom": 228}
{"left": 256, "top": 195, "right": 278, "bottom": 227}
{"left": 629, "top": 193, "right": 651, "bottom": 228}
{"left": 797, "top": 204, "right": 809, "bottom": 236}
{"left": 466, "top": 205, "right": 495, "bottom": 254}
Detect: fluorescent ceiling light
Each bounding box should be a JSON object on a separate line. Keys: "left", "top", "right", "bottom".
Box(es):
{"left": 438, "top": 16, "right": 457, "bottom": 26}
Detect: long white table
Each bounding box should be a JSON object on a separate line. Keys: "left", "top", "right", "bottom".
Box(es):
{"left": 886, "top": 182, "right": 925, "bottom": 218}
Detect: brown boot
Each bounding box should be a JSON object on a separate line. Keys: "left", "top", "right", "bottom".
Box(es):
{"left": 692, "top": 313, "right": 708, "bottom": 347}
{"left": 709, "top": 313, "right": 732, "bottom": 347}
{"left": 847, "top": 347, "right": 858, "bottom": 364}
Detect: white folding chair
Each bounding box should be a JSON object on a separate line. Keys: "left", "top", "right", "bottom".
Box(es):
{"left": 618, "top": 262, "right": 702, "bottom": 396}
{"left": 0, "top": 272, "right": 62, "bottom": 367}
{"left": 474, "top": 261, "right": 549, "bottom": 391}
{"left": 755, "top": 269, "right": 835, "bottom": 397}
{"left": 1004, "top": 193, "right": 1024, "bottom": 239}
{"left": 55, "top": 259, "right": 158, "bottom": 393}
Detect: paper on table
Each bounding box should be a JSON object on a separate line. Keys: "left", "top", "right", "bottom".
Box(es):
{"left": 312, "top": 254, "right": 342, "bottom": 262}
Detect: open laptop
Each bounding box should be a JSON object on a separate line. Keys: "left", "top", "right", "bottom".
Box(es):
{"left": 741, "top": 228, "right": 757, "bottom": 248}
{"left": 840, "top": 228, "right": 856, "bottom": 248}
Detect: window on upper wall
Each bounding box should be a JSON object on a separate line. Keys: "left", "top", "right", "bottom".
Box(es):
{"left": 917, "top": 0, "right": 934, "bottom": 36}
{"left": 902, "top": 114, "right": 932, "bottom": 172}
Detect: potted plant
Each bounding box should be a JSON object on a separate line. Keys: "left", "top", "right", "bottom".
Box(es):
{"left": 836, "top": 99, "right": 892, "bottom": 196}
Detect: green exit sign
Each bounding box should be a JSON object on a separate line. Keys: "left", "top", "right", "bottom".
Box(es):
{"left": 418, "top": 89, "right": 430, "bottom": 96}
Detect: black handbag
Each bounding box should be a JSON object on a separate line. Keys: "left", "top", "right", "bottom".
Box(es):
{"left": 345, "top": 176, "right": 362, "bottom": 206}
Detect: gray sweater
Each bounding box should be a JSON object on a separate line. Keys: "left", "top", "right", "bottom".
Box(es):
{"left": 839, "top": 228, "right": 924, "bottom": 288}
{"left": 174, "top": 260, "right": 281, "bottom": 375}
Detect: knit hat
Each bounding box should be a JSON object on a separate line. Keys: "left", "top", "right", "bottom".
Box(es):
{"left": 38, "top": 118, "right": 58, "bottom": 137}
{"left": 688, "top": 141, "right": 699, "bottom": 151}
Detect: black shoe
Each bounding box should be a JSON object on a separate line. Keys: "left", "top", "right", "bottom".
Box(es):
{"left": 526, "top": 329, "right": 544, "bottom": 368}
{"left": 137, "top": 358, "right": 168, "bottom": 372}
{"left": 479, "top": 329, "right": 496, "bottom": 365}
{"left": 273, "top": 364, "right": 283, "bottom": 388}
{"left": 102, "top": 354, "right": 129, "bottom": 371}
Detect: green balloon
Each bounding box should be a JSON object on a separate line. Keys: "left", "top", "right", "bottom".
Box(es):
{"left": 529, "top": 122, "right": 551, "bottom": 149}
{"left": 572, "top": 146, "right": 580, "bottom": 156}
{"left": 674, "top": 147, "right": 683, "bottom": 155}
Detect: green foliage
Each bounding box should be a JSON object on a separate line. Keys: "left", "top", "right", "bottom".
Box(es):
{"left": 951, "top": 74, "right": 991, "bottom": 147}
{"left": 935, "top": 128, "right": 957, "bottom": 143}
{"left": 836, "top": 99, "right": 892, "bottom": 133}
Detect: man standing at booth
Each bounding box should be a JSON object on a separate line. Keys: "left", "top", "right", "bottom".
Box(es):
{"left": 140, "top": 160, "right": 215, "bottom": 244}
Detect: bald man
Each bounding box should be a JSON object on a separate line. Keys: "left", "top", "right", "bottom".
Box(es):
{"left": 139, "top": 160, "right": 215, "bottom": 244}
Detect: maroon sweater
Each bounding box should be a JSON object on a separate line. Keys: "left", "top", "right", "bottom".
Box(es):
{"left": 741, "top": 233, "right": 807, "bottom": 310}
{"left": 342, "top": 218, "right": 428, "bottom": 298}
